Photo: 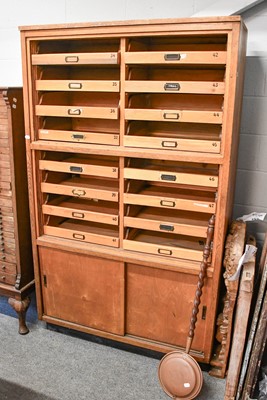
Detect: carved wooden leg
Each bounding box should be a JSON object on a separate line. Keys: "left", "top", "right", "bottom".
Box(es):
{"left": 8, "top": 297, "right": 31, "bottom": 335}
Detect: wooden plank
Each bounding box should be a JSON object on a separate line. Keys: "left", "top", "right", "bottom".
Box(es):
{"left": 124, "top": 135, "right": 220, "bottom": 153}
{"left": 124, "top": 167, "right": 218, "bottom": 187}
{"left": 36, "top": 105, "right": 119, "bottom": 119}
{"left": 224, "top": 236, "right": 256, "bottom": 400}
{"left": 123, "top": 239, "right": 203, "bottom": 261}
{"left": 36, "top": 79, "right": 120, "bottom": 92}
{"left": 239, "top": 234, "right": 267, "bottom": 399}
{"left": 125, "top": 108, "right": 223, "bottom": 124}
{"left": 44, "top": 225, "right": 119, "bottom": 248}
{"left": 39, "top": 129, "right": 120, "bottom": 146}
{"left": 209, "top": 221, "right": 246, "bottom": 378}
{"left": 39, "top": 160, "right": 119, "bottom": 178}
{"left": 125, "top": 80, "right": 225, "bottom": 94}
{"left": 32, "top": 52, "right": 119, "bottom": 65}
{"left": 125, "top": 51, "right": 227, "bottom": 65}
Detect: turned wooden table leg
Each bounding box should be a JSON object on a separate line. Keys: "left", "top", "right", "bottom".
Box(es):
{"left": 8, "top": 297, "right": 31, "bottom": 335}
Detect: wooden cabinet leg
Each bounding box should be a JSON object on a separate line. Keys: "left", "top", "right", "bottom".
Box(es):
{"left": 8, "top": 297, "right": 31, "bottom": 335}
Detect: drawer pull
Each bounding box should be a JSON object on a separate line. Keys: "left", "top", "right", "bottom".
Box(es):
{"left": 161, "top": 174, "right": 176, "bottom": 182}
{"left": 159, "top": 224, "right": 174, "bottom": 232}
{"left": 72, "top": 212, "right": 84, "bottom": 219}
{"left": 65, "top": 56, "right": 79, "bottom": 63}
{"left": 68, "top": 108, "right": 81, "bottom": 116}
{"left": 1, "top": 265, "right": 6, "bottom": 270}
{"left": 161, "top": 141, "right": 178, "bottom": 148}
{"left": 1, "top": 276, "right": 6, "bottom": 280}
{"left": 70, "top": 166, "right": 83, "bottom": 173}
{"left": 164, "top": 83, "right": 180, "bottom": 91}
{"left": 72, "top": 189, "right": 86, "bottom": 197}
{"left": 158, "top": 248, "right": 172, "bottom": 256}
{"left": 71, "top": 134, "right": 85, "bottom": 140}
{"left": 160, "top": 200, "right": 176, "bottom": 208}
{"left": 68, "top": 82, "right": 82, "bottom": 89}
{"left": 164, "top": 53, "right": 181, "bottom": 61}
{"left": 163, "top": 112, "right": 179, "bottom": 120}
{"left": 73, "top": 233, "right": 85, "bottom": 240}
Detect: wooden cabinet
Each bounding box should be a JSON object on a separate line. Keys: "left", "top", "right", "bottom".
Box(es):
{"left": 20, "top": 17, "right": 247, "bottom": 362}
{"left": 0, "top": 88, "right": 34, "bottom": 334}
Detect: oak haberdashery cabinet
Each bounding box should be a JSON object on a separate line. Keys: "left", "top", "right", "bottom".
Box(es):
{"left": 20, "top": 17, "right": 247, "bottom": 363}
{"left": 0, "top": 88, "right": 34, "bottom": 334}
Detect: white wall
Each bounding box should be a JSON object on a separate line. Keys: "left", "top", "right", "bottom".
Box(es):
{"left": 234, "top": 1, "right": 267, "bottom": 245}
{"left": 0, "top": 0, "right": 216, "bottom": 86}
{"left": 0, "top": 0, "right": 266, "bottom": 243}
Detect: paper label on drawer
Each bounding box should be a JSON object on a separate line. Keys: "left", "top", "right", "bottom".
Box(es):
{"left": 237, "top": 212, "right": 266, "bottom": 222}
{"left": 194, "top": 202, "right": 209, "bottom": 208}
{"left": 25, "top": 135, "right": 30, "bottom": 139}
{"left": 228, "top": 244, "right": 257, "bottom": 281}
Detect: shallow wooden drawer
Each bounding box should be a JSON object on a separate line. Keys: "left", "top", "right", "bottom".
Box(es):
{"left": 39, "top": 159, "right": 119, "bottom": 179}
{"left": 125, "top": 80, "right": 225, "bottom": 94}
{"left": 41, "top": 178, "right": 119, "bottom": 202}
{"left": 124, "top": 192, "right": 216, "bottom": 213}
{"left": 44, "top": 220, "right": 119, "bottom": 248}
{"left": 124, "top": 167, "right": 218, "bottom": 188}
{"left": 43, "top": 198, "right": 119, "bottom": 226}
{"left": 0, "top": 198, "right": 13, "bottom": 208}
{"left": 0, "top": 253, "right": 16, "bottom": 264}
{"left": 0, "top": 271, "right": 16, "bottom": 285}
{"left": 32, "top": 52, "right": 119, "bottom": 65}
{"left": 0, "top": 261, "right": 16, "bottom": 274}
{"left": 0, "top": 215, "right": 15, "bottom": 232}
{"left": 0, "top": 139, "right": 9, "bottom": 149}
{"left": 125, "top": 51, "right": 227, "bottom": 65}
{"left": 36, "top": 80, "right": 120, "bottom": 92}
{"left": 123, "top": 231, "right": 204, "bottom": 261}
{"left": 125, "top": 108, "right": 223, "bottom": 124}
{"left": 124, "top": 135, "right": 220, "bottom": 153}
{"left": 124, "top": 209, "right": 208, "bottom": 237}
{"left": 39, "top": 129, "right": 119, "bottom": 146}
{"left": 36, "top": 105, "right": 119, "bottom": 120}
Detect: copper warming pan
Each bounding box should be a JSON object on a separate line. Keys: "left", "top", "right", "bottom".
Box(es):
{"left": 158, "top": 215, "right": 215, "bottom": 399}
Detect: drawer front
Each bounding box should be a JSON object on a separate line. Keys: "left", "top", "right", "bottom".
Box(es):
{"left": 0, "top": 272, "right": 16, "bottom": 285}
{"left": 0, "top": 139, "right": 10, "bottom": 148}
{"left": 32, "top": 52, "right": 119, "bottom": 65}
{"left": 124, "top": 135, "right": 220, "bottom": 153}
{"left": 124, "top": 216, "right": 207, "bottom": 237}
{"left": 0, "top": 261, "right": 16, "bottom": 274}
{"left": 124, "top": 51, "right": 227, "bottom": 65}
{"left": 124, "top": 193, "right": 216, "bottom": 213}
{"left": 36, "top": 105, "right": 119, "bottom": 120}
{"left": 0, "top": 253, "right": 16, "bottom": 263}
{"left": 41, "top": 182, "right": 119, "bottom": 202}
{"left": 124, "top": 168, "right": 218, "bottom": 188}
{"left": 125, "top": 109, "right": 223, "bottom": 124}
{"left": 39, "top": 129, "right": 120, "bottom": 146}
{"left": 39, "top": 160, "right": 119, "bottom": 179}
{"left": 43, "top": 204, "right": 119, "bottom": 226}
{"left": 44, "top": 225, "right": 119, "bottom": 248}
{"left": 36, "top": 80, "right": 120, "bottom": 92}
{"left": 125, "top": 80, "right": 225, "bottom": 94}
{"left": 123, "top": 239, "right": 203, "bottom": 261}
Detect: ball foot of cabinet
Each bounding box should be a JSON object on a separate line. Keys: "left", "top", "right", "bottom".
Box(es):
{"left": 8, "top": 296, "right": 31, "bottom": 335}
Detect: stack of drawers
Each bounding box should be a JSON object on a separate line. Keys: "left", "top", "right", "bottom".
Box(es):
{"left": 20, "top": 17, "right": 247, "bottom": 361}
{"left": 0, "top": 88, "right": 33, "bottom": 334}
